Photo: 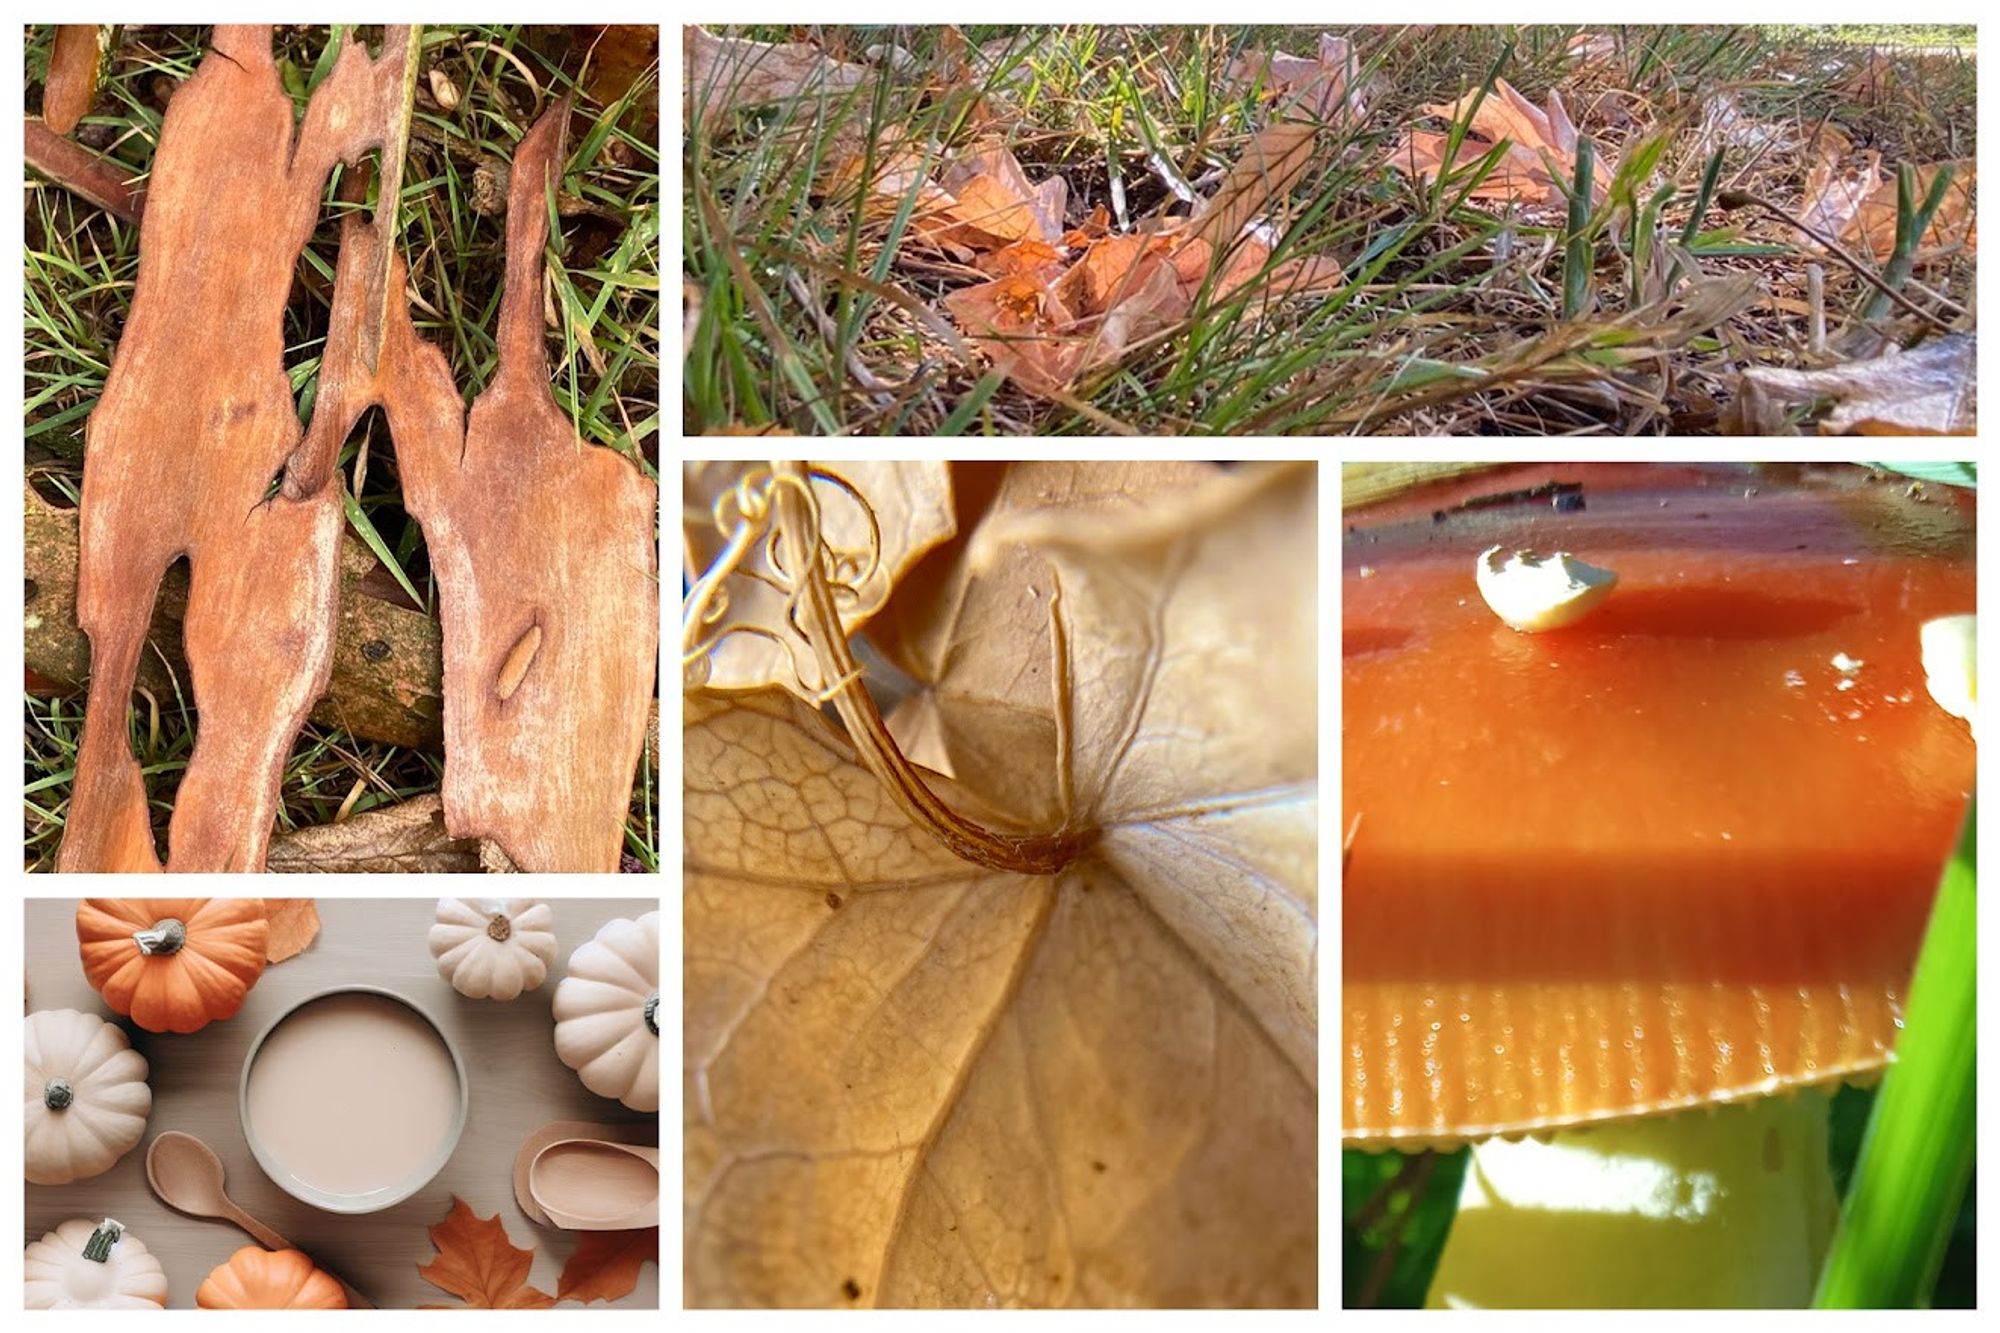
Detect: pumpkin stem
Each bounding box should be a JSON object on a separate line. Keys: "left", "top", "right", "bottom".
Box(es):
{"left": 82, "top": 1219, "right": 125, "bottom": 1263}
{"left": 44, "top": 1076, "right": 74, "bottom": 1110}
{"left": 487, "top": 911, "right": 513, "bottom": 943}
{"left": 133, "top": 918, "right": 187, "bottom": 955}
{"left": 644, "top": 992, "right": 659, "bottom": 1036}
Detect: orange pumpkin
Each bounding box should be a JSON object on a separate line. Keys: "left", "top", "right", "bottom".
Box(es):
{"left": 76, "top": 899, "right": 268, "bottom": 1034}
{"left": 196, "top": 1247, "right": 346, "bottom": 1310}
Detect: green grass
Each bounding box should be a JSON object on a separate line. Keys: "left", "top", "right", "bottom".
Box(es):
{"left": 685, "top": 24, "right": 1974, "bottom": 435}
{"left": 23, "top": 24, "right": 661, "bottom": 871}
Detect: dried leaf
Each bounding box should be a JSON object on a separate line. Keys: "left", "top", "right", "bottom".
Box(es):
{"left": 556, "top": 1229, "right": 658, "bottom": 1304}
{"left": 60, "top": 26, "right": 422, "bottom": 872}
{"left": 1386, "top": 77, "right": 1611, "bottom": 207}
{"left": 418, "top": 1197, "right": 556, "bottom": 1310}
{"left": 685, "top": 463, "right": 1317, "bottom": 1307}
{"left": 683, "top": 462, "right": 957, "bottom": 698}
{"left": 266, "top": 795, "right": 486, "bottom": 873}
{"left": 1844, "top": 160, "right": 1976, "bottom": 263}
{"left": 1185, "top": 122, "right": 1317, "bottom": 248}
{"left": 261, "top": 899, "right": 320, "bottom": 962}
{"left": 1223, "top": 32, "right": 1364, "bottom": 125}
{"left": 684, "top": 25, "right": 868, "bottom": 129}
{"left": 43, "top": 25, "right": 102, "bottom": 136}
{"left": 941, "top": 273, "right": 1086, "bottom": 396}
{"left": 1732, "top": 333, "right": 1976, "bottom": 435}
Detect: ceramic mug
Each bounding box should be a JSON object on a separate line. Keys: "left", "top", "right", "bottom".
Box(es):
{"left": 238, "top": 984, "right": 469, "bottom": 1214}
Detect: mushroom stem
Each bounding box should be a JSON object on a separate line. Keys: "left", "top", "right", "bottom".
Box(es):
{"left": 1426, "top": 1095, "right": 1838, "bottom": 1308}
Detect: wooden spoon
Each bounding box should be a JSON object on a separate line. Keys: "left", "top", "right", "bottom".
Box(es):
{"left": 144, "top": 1131, "right": 375, "bottom": 1309}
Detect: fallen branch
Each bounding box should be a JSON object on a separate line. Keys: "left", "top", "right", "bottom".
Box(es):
{"left": 24, "top": 117, "right": 145, "bottom": 221}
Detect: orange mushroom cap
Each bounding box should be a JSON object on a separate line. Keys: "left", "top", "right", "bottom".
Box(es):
{"left": 1343, "top": 463, "right": 1974, "bottom": 1149}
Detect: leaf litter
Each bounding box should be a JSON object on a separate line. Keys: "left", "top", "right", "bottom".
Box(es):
{"left": 682, "top": 461, "right": 1317, "bottom": 1307}
{"left": 685, "top": 25, "right": 1975, "bottom": 435}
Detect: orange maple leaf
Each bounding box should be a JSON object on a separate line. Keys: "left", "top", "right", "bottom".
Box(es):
{"left": 418, "top": 1197, "right": 556, "bottom": 1309}
{"left": 557, "top": 1229, "right": 659, "bottom": 1304}
{"left": 263, "top": 899, "right": 320, "bottom": 963}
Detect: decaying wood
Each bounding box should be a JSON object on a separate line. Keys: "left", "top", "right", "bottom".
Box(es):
{"left": 59, "top": 25, "right": 421, "bottom": 872}
{"left": 24, "top": 117, "right": 145, "bottom": 221}
{"left": 27, "top": 489, "right": 444, "bottom": 748}
{"left": 42, "top": 25, "right": 101, "bottom": 136}
{"left": 298, "top": 103, "right": 659, "bottom": 871}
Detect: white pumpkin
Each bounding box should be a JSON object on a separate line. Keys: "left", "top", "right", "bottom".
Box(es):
{"left": 429, "top": 899, "right": 557, "bottom": 1000}
{"left": 24, "top": 1218, "right": 168, "bottom": 1309}
{"left": 553, "top": 911, "right": 659, "bottom": 1112}
{"left": 24, "top": 1009, "right": 152, "bottom": 1185}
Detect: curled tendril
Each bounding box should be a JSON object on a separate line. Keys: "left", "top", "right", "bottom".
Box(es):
{"left": 681, "top": 462, "right": 888, "bottom": 695}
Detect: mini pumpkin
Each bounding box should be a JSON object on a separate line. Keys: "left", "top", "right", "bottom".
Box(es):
{"left": 429, "top": 899, "right": 557, "bottom": 1000}
{"left": 25, "top": 1008, "right": 152, "bottom": 1185}
{"left": 24, "top": 1218, "right": 168, "bottom": 1309}
{"left": 552, "top": 910, "right": 659, "bottom": 1113}
{"left": 77, "top": 899, "right": 268, "bottom": 1034}
{"left": 196, "top": 1246, "right": 346, "bottom": 1310}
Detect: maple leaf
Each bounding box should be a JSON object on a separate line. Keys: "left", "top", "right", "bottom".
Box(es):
{"left": 557, "top": 1229, "right": 659, "bottom": 1304}
{"left": 262, "top": 899, "right": 320, "bottom": 963}
{"left": 684, "top": 463, "right": 1316, "bottom": 1308}
{"left": 418, "top": 1197, "right": 556, "bottom": 1309}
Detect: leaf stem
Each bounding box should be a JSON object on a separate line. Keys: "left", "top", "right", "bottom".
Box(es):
{"left": 772, "top": 461, "right": 1086, "bottom": 876}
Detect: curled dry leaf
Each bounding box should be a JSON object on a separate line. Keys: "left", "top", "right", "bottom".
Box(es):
{"left": 556, "top": 1228, "right": 658, "bottom": 1304}
{"left": 261, "top": 899, "right": 320, "bottom": 963}
{"left": 1731, "top": 333, "right": 1975, "bottom": 435}
{"left": 685, "top": 463, "right": 1317, "bottom": 1307}
{"left": 418, "top": 1197, "right": 555, "bottom": 1309}
{"left": 682, "top": 462, "right": 957, "bottom": 697}
{"left": 1385, "top": 77, "right": 1611, "bottom": 207}
{"left": 1798, "top": 133, "right": 1975, "bottom": 265}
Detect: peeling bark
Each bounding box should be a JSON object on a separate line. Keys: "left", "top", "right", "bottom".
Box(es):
{"left": 301, "top": 103, "right": 659, "bottom": 871}
{"left": 58, "top": 26, "right": 420, "bottom": 872}
{"left": 42, "top": 25, "right": 101, "bottom": 136}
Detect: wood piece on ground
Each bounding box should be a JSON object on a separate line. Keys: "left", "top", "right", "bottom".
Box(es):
{"left": 42, "top": 25, "right": 102, "bottom": 136}
{"left": 59, "top": 26, "right": 421, "bottom": 872}
{"left": 24, "top": 117, "right": 145, "bottom": 221}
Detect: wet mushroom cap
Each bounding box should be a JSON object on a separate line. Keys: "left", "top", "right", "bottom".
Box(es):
{"left": 1342, "top": 463, "right": 1975, "bottom": 1150}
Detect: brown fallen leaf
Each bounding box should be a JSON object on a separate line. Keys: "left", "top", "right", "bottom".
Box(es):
{"left": 941, "top": 273, "right": 1087, "bottom": 396}
{"left": 1223, "top": 32, "right": 1364, "bottom": 125}
{"left": 1386, "top": 77, "right": 1611, "bottom": 207}
{"left": 43, "top": 25, "right": 103, "bottom": 136}
{"left": 266, "top": 795, "right": 488, "bottom": 872}
{"left": 1184, "top": 122, "right": 1317, "bottom": 249}
{"left": 418, "top": 1197, "right": 556, "bottom": 1309}
{"left": 1844, "top": 160, "right": 1976, "bottom": 263}
{"left": 684, "top": 25, "right": 869, "bottom": 130}
{"left": 685, "top": 463, "right": 1316, "bottom": 1307}
{"left": 556, "top": 1229, "right": 658, "bottom": 1304}
{"left": 60, "top": 26, "right": 421, "bottom": 872}
{"left": 262, "top": 900, "right": 320, "bottom": 963}
{"left": 1730, "top": 333, "right": 1976, "bottom": 435}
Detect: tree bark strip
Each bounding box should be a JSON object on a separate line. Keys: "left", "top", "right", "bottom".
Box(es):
{"left": 27, "top": 489, "right": 445, "bottom": 748}
{"left": 299, "top": 103, "right": 659, "bottom": 871}
{"left": 42, "top": 25, "right": 100, "bottom": 136}
{"left": 59, "top": 25, "right": 420, "bottom": 872}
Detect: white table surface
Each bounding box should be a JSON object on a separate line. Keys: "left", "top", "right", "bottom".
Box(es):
{"left": 24, "top": 897, "right": 660, "bottom": 1309}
